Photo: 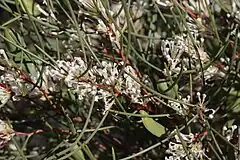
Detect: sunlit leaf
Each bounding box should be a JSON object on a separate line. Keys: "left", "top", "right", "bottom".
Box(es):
{"left": 223, "top": 87, "right": 240, "bottom": 97}
{"left": 140, "top": 110, "right": 165, "bottom": 137}
{"left": 157, "top": 81, "right": 178, "bottom": 98}
{"left": 217, "top": 0, "right": 232, "bottom": 12}
{"left": 72, "top": 145, "right": 86, "bottom": 160}
{"left": 18, "top": 0, "right": 41, "bottom": 16}
{"left": 227, "top": 97, "right": 240, "bottom": 113}
{"left": 225, "top": 87, "right": 240, "bottom": 113}
{"left": 4, "top": 28, "right": 18, "bottom": 52}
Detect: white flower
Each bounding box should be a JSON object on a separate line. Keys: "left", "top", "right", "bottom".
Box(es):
{"left": 97, "top": 19, "right": 108, "bottom": 33}
{"left": 0, "top": 84, "right": 11, "bottom": 107}
{"left": 123, "top": 66, "right": 143, "bottom": 104}
{"left": 155, "top": 0, "right": 173, "bottom": 8}
{"left": 46, "top": 57, "right": 89, "bottom": 88}
{"left": 0, "top": 70, "right": 23, "bottom": 97}
{"left": 165, "top": 132, "right": 211, "bottom": 160}
{"left": 44, "top": 57, "right": 149, "bottom": 113}
{"left": 107, "top": 23, "right": 121, "bottom": 48}
{"left": 79, "top": 0, "right": 103, "bottom": 11}
{"left": 222, "top": 125, "right": 238, "bottom": 141}
{"left": 111, "top": 1, "right": 125, "bottom": 25}
{"left": 204, "top": 65, "right": 225, "bottom": 80}
{"left": 0, "top": 120, "right": 14, "bottom": 148}
{"left": 79, "top": 0, "right": 109, "bottom": 20}
{"left": 184, "top": 0, "right": 211, "bottom": 16}
{"left": 161, "top": 37, "right": 187, "bottom": 75}
{"left": 0, "top": 68, "right": 42, "bottom": 99}
{"left": 168, "top": 95, "right": 190, "bottom": 115}
{"left": 103, "top": 98, "right": 115, "bottom": 114}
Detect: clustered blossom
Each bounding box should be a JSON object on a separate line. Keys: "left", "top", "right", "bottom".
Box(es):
{"left": 158, "top": 0, "right": 235, "bottom": 82}
{"left": 167, "top": 92, "right": 215, "bottom": 118}
{"left": 155, "top": 0, "right": 173, "bottom": 8}
{"left": 0, "top": 69, "right": 26, "bottom": 98}
{"left": 79, "top": 0, "right": 109, "bottom": 20}
{"left": 78, "top": 0, "right": 146, "bottom": 57}
{"left": 161, "top": 35, "right": 207, "bottom": 66}
{"left": 0, "top": 120, "right": 14, "bottom": 148}
{"left": 165, "top": 132, "right": 210, "bottom": 160}
{"left": 184, "top": 0, "right": 211, "bottom": 17}
{"left": 222, "top": 125, "right": 238, "bottom": 141}
{"left": 168, "top": 95, "right": 191, "bottom": 115}
{"left": 161, "top": 34, "right": 209, "bottom": 71}
{"left": 0, "top": 68, "right": 41, "bottom": 101}
{"left": 0, "top": 84, "right": 11, "bottom": 107}
{"left": 160, "top": 30, "right": 226, "bottom": 81}
{"left": 230, "top": 0, "right": 240, "bottom": 22}
{"left": 44, "top": 57, "right": 148, "bottom": 112}
{"left": 161, "top": 36, "right": 189, "bottom": 75}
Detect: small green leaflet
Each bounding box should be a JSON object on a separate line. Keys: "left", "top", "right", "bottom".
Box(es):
{"left": 140, "top": 110, "right": 165, "bottom": 137}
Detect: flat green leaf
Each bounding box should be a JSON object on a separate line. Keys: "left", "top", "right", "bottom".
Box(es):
{"left": 4, "top": 28, "right": 18, "bottom": 52}
{"left": 226, "top": 88, "right": 240, "bottom": 97}
{"left": 140, "top": 110, "right": 165, "bottom": 137}
{"left": 72, "top": 145, "right": 86, "bottom": 160}
{"left": 18, "top": 0, "right": 41, "bottom": 16}
{"left": 157, "top": 81, "right": 178, "bottom": 98}
{"left": 228, "top": 97, "right": 240, "bottom": 113}
{"left": 45, "top": 37, "right": 64, "bottom": 52}
{"left": 217, "top": 0, "right": 232, "bottom": 12}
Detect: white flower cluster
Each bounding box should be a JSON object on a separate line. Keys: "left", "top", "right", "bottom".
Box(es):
{"left": 161, "top": 36, "right": 186, "bottom": 75}
{"left": 155, "top": 0, "right": 173, "bottom": 8}
{"left": 78, "top": 0, "right": 147, "bottom": 54}
{"left": 0, "top": 83, "right": 11, "bottom": 107}
{"left": 79, "top": 0, "right": 109, "bottom": 20}
{"left": 0, "top": 48, "right": 148, "bottom": 112}
{"left": 0, "top": 68, "right": 41, "bottom": 101}
{"left": 222, "top": 125, "right": 238, "bottom": 141}
{"left": 45, "top": 57, "right": 89, "bottom": 88}
{"left": 168, "top": 95, "right": 191, "bottom": 115}
{"left": 204, "top": 65, "right": 226, "bottom": 80}
{"left": 184, "top": 0, "right": 211, "bottom": 16}
{"left": 161, "top": 34, "right": 209, "bottom": 75}
{"left": 0, "top": 69, "right": 25, "bottom": 98}
{"left": 161, "top": 34, "right": 227, "bottom": 80}
{"left": 165, "top": 132, "right": 210, "bottom": 160}
{"left": 159, "top": 1, "right": 230, "bottom": 81}
{"left": 0, "top": 120, "right": 14, "bottom": 148}
{"left": 230, "top": 0, "right": 240, "bottom": 22}
{"left": 45, "top": 57, "right": 146, "bottom": 112}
